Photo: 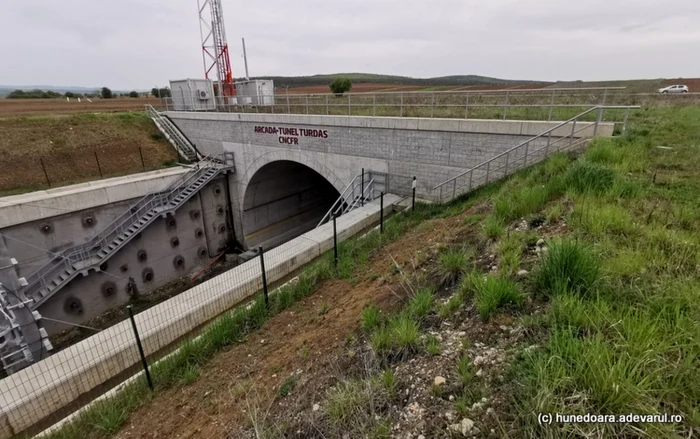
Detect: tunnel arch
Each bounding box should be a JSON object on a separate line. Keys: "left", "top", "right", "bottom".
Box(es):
{"left": 241, "top": 160, "right": 340, "bottom": 249}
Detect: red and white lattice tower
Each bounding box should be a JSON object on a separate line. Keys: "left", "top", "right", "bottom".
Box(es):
{"left": 197, "top": 0, "right": 235, "bottom": 96}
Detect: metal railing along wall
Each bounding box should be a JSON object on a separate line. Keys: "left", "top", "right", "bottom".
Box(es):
{"left": 432, "top": 105, "right": 640, "bottom": 203}
{"left": 157, "top": 87, "right": 633, "bottom": 122}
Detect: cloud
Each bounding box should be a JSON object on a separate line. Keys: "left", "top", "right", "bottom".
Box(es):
{"left": 1, "top": 0, "right": 698, "bottom": 88}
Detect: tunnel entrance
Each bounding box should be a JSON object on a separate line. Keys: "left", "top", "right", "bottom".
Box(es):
{"left": 242, "top": 161, "right": 340, "bottom": 249}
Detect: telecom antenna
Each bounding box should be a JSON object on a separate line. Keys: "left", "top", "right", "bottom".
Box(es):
{"left": 198, "top": 0, "right": 235, "bottom": 97}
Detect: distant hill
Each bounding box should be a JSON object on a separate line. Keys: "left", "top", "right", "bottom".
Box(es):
{"left": 235, "top": 73, "right": 551, "bottom": 88}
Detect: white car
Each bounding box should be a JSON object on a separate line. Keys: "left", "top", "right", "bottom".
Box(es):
{"left": 658, "top": 85, "right": 689, "bottom": 94}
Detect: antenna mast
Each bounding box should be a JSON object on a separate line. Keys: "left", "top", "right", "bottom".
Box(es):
{"left": 198, "top": 0, "right": 235, "bottom": 96}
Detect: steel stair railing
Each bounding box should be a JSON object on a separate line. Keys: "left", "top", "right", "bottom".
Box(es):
{"left": 317, "top": 174, "right": 378, "bottom": 227}
{"left": 23, "top": 154, "right": 235, "bottom": 308}
{"left": 146, "top": 105, "right": 200, "bottom": 162}
{"left": 432, "top": 105, "right": 639, "bottom": 203}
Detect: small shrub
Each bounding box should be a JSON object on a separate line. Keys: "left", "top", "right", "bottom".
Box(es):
{"left": 424, "top": 335, "right": 442, "bottom": 356}
{"left": 408, "top": 287, "right": 434, "bottom": 319}
{"left": 482, "top": 216, "right": 505, "bottom": 240}
{"left": 456, "top": 355, "right": 474, "bottom": 387}
{"left": 277, "top": 376, "right": 296, "bottom": 397}
{"left": 470, "top": 274, "right": 525, "bottom": 320}
{"left": 370, "top": 326, "right": 392, "bottom": 355}
{"left": 532, "top": 238, "right": 601, "bottom": 296}
{"left": 437, "top": 250, "right": 470, "bottom": 286}
{"left": 179, "top": 364, "right": 200, "bottom": 384}
{"left": 380, "top": 369, "right": 397, "bottom": 397}
{"left": 389, "top": 314, "right": 420, "bottom": 358}
{"left": 499, "top": 234, "right": 524, "bottom": 276}
{"left": 362, "top": 305, "right": 383, "bottom": 332}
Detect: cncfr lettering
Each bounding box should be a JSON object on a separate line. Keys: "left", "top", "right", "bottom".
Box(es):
{"left": 279, "top": 136, "right": 299, "bottom": 145}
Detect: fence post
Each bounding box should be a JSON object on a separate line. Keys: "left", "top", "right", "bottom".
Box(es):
{"left": 400, "top": 93, "right": 403, "bottom": 117}
{"left": 40, "top": 158, "right": 51, "bottom": 187}
{"left": 348, "top": 94, "right": 351, "bottom": 116}
{"left": 305, "top": 94, "right": 309, "bottom": 115}
{"left": 601, "top": 89, "right": 608, "bottom": 106}
{"left": 465, "top": 93, "right": 469, "bottom": 119}
{"left": 430, "top": 93, "right": 435, "bottom": 118}
{"left": 380, "top": 192, "right": 384, "bottom": 234}
{"left": 287, "top": 94, "right": 290, "bottom": 114}
{"left": 259, "top": 246, "right": 269, "bottom": 309}
{"left": 412, "top": 177, "right": 416, "bottom": 211}
{"left": 333, "top": 215, "right": 338, "bottom": 267}
{"left": 139, "top": 147, "right": 146, "bottom": 171}
{"left": 503, "top": 91, "right": 509, "bottom": 120}
{"left": 361, "top": 168, "right": 365, "bottom": 207}
{"left": 127, "top": 305, "right": 153, "bottom": 390}
{"left": 94, "top": 152, "right": 103, "bottom": 178}
{"left": 548, "top": 90, "right": 555, "bottom": 121}
{"left": 594, "top": 107, "right": 603, "bottom": 137}
{"left": 373, "top": 93, "right": 376, "bottom": 117}
{"left": 622, "top": 107, "right": 631, "bottom": 134}
{"left": 569, "top": 118, "right": 577, "bottom": 147}
{"left": 325, "top": 94, "right": 329, "bottom": 115}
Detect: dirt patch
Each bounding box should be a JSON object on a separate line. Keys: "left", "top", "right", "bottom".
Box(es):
{"left": 0, "top": 97, "right": 163, "bottom": 117}
{"left": 0, "top": 112, "right": 177, "bottom": 194}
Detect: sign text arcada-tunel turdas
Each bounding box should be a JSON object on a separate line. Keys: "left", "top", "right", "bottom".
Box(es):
{"left": 254, "top": 126, "right": 329, "bottom": 145}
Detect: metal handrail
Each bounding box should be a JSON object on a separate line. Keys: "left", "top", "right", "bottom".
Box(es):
{"left": 147, "top": 105, "right": 200, "bottom": 161}
{"left": 22, "top": 154, "right": 231, "bottom": 300}
{"left": 432, "top": 105, "right": 639, "bottom": 201}
{"left": 317, "top": 175, "right": 360, "bottom": 227}
{"left": 346, "top": 178, "right": 375, "bottom": 212}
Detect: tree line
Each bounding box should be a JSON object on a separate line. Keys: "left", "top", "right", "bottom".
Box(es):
{"left": 4, "top": 87, "right": 172, "bottom": 99}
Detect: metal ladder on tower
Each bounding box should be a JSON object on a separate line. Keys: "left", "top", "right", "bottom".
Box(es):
{"left": 146, "top": 104, "right": 200, "bottom": 162}
{"left": 23, "top": 154, "right": 235, "bottom": 309}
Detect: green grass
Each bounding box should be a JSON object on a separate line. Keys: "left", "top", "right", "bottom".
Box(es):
{"left": 277, "top": 376, "right": 296, "bottom": 397}
{"left": 468, "top": 274, "right": 525, "bottom": 320}
{"left": 531, "top": 238, "right": 601, "bottom": 297}
{"left": 455, "top": 355, "right": 474, "bottom": 388}
{"left": 424, "top": 335, "right": 442, "bottom": 356}
{"left": 437, "top": 249, "right": 471, "bottom": 286}
{"left": 407, "top": 287, "right": 434, "bottom": 320}
{"left": 513, "top": 107, "right": 700, "bottom": 438}
{"left": 482, "top": 216, "right": 506, "bottom": 240}
{"left": 361, "top": 305, "right": 383, "bottom": 332}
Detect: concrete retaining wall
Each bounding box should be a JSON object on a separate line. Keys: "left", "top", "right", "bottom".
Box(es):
{"left": 0, "top": 196, "right": 400, "bottom": 438}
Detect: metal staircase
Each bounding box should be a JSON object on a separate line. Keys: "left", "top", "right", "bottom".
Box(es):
{"left": 317, "top": 171, "right": 385, "bottom": 227}
{"left": 146, "top": 104, "right": 200, "bottom": 162}
{"left": 23, "top": 154, "right": 235, "bottom": 308}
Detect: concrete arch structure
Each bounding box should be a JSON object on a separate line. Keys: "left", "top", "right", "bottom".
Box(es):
{"left": 233, "top": 151, "right": 344, "bottom": 249}
{"left": 238, "top": 149, "right": 346, "bottom": 197}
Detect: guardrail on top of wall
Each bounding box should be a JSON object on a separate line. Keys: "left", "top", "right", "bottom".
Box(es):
{"left": 157, "top": 86, "right": 638, "bottom": 122}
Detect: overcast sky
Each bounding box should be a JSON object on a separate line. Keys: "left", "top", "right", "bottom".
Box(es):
{"left": 1, "top": 0, "right": 698, "bottom": 89}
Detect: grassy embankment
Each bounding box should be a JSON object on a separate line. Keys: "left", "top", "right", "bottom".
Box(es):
{"left": 0, "top": 112, "right": 178, "bottom": 196}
